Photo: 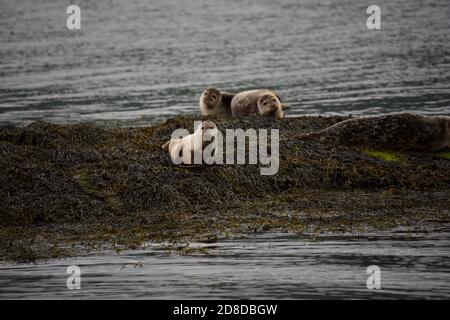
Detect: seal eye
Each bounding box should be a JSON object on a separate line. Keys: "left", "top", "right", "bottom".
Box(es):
{"left": 272, "top": 98, "right": 277, "bottom": 103}
{"left": 263, "top": 101, "right": 268, "bottom": 105}
{"left": 211, "top": 94, "right": 216, "bottom": 100}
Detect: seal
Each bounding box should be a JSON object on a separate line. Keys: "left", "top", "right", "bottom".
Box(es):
{"left": 162, "top": 121, "right": 217, "bottom": 164}
{"left": 300, "top": 113, "right": 450, "bottom": 152}
{"left": 199, "top": 87, "right": 236, "bottom": 116}
{"left": 230, "top": 89, "right": 285, "bottom": 119}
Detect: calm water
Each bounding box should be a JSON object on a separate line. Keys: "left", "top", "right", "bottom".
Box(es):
{"left": 1, "top": 0, "right": 450, "bottom": 299}
{"left": 0, "top": 0, "right": 450, "bottom": 126}
{"left": 1, "top": 230, "right": 450, "bottom": 299}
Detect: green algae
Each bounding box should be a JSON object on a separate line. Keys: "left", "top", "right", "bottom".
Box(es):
{"left": 433, "top": 151, "right": 450, "bottom": 160}
{"left": 363, "top": 149, "right": 401, "bottom": 162}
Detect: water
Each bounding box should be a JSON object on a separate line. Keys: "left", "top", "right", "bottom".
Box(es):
{"left": 1, "top": 0, "right": 450, "bottom": 127}
{"left": 1, "top": 230, "right": 450, "bottom": 299}
{"left": 1, "top": 0, "right": 450, "bottom": 299}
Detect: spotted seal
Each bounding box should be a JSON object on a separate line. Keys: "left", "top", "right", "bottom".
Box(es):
{"left": 230, "top": 89, "right": 285, "bottom": 119}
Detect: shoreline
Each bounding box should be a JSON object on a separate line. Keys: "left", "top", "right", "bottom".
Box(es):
{"left": 1, "top": 115, "right": 449, "bottom": 263}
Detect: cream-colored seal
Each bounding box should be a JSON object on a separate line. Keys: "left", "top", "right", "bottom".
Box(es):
{"left": 162, "top": 121, "right": 218, "bottom": 164}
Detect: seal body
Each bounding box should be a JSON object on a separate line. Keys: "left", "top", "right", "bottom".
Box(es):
{"left": 199, "top": 87, "right": 235, "bottom": 116}
{"left": 300, "top": 113, "right": 450, "bottom": 152}
{"left": 231, "top": 89, "right": 284, "bottom": 119}
{"left": 163, "top": 121, "right": 217, "bottom": 164}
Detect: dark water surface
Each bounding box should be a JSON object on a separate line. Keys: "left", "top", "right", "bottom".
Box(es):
{"left": 1, "top": 0, "right": 449, "bottom": 126}
{"left": 1, "top": 0, "right": 450, "bottom": 299}
{"left": 1, "top": 230, "right": 450, "bottom": 299}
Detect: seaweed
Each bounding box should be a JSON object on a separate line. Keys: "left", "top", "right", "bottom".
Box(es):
{"left": 0, "top": 116, "right": 449, "bottom": 262}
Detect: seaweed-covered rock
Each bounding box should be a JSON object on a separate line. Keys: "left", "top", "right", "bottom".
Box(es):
{"left": 0, "top": 115, "right": 449, "bottom": 261}
{"left": 0, "top": 166, "right": 108, "bottom": 226}
{"left": 1, "top": 115, "right": 450, "bottom": 222}
{"left": 301, "top": 113, "right": 450, "bottom": 152}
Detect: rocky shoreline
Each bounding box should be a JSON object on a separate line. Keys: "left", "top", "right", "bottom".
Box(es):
{"left": 1, "top": 115, "right": 449, "bottom": 262}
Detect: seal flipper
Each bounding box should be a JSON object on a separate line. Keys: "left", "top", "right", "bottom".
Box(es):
{"left": 162, "top": 140, "right": 170, "bottom": 150}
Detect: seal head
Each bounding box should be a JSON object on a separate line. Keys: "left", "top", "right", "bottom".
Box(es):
{"left": 197, "top": 120, "right": 218, "bottom": 147}
{"left": 200, "top": 88, "right": 221, "bottom": 114}
{"left": 199, "top": 88, "right": 235, "bottom": 116}
{"left": 258, "top": 93, "right": 284, "bottom": 119}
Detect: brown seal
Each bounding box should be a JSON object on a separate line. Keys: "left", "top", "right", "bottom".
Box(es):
{"left": 199, "top": 87, "right": 236, "bottom": 116}
{"left": 230, "top": 89, "right": 285, "bottom": 119}
{"left": 300, "top": 113, "right": 450, "bottom": 152}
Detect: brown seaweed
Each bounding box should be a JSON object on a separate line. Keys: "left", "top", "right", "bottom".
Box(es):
{"left": 0, "top": 115, "right": 449, "bottom": 262}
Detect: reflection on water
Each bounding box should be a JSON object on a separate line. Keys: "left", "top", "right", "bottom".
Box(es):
{"left": 0, "top": 0, "right": 449, "bottom": 126}
{"left": 1, "top": 230, "right": 449, "bottom": 299}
